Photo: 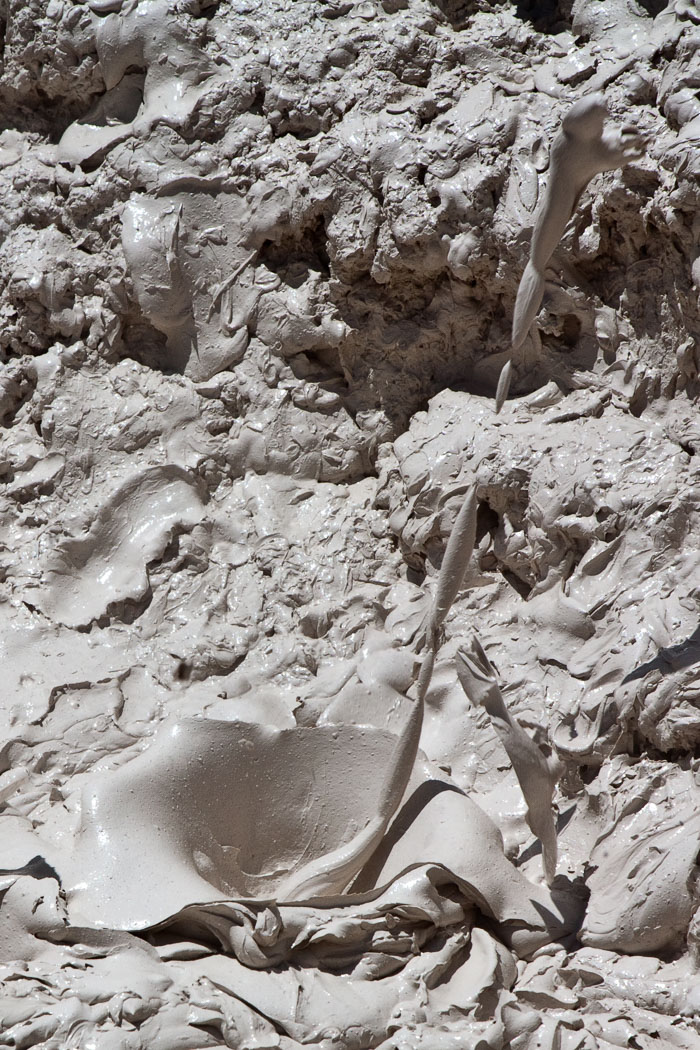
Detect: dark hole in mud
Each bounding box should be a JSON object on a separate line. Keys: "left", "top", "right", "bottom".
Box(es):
{"left": 513, "top": 0, "right": 572, "bottom": 33}
{"left": 248, "top": 86, "right": 266, "bottom": 117}
{"left": 500, "top": 567, "right": 532, "bottom": 599}
{"left": 194, "top": 0, "right": 221, "bottom": 17}
{"left": 476, "top": 501, "right": 499, "bottom": 546}
{"left": 259, "top": 215, "right": 331, "bottom": 285}
{"left": 431, "top": 0, "right": 572, "bottom": 30}
{"left": 428, "top": 0, "right": 479, "bottom": 29}
{"left": 176, "top": 661, "right": 192, "bottom": 681}
{"left": 122, "top": 321, "right": 175, "bottom": 374}
{"left": 629, "top": 384, "right": 648, "bottom": 417}
{"left": 406, "top": 563, "right": 427, "bottom": 587}
{"left": 562, "top": 313, "right": 582, "bottom": 347}
{"left": 635, "top": 0, "right": 667, "bottom": 14}
{"left": 92, "top": 591, "right": 153, "bottom": 629}
{"left": 296, "top": 345, "right": 349, "bottom": 392}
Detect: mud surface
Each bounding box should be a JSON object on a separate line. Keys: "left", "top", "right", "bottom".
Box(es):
{"left": 1, "top": 1, "right": 699, "bottom": 1047}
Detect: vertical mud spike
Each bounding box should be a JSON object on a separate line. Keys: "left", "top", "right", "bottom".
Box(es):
{"left": 284, "top": 485, "right": 481, "bottom": 899}
{"left": 429, "top": 484, "right": 478, "bottom": 637}
{"left": 495, "top": 360, "right": 513, "bottom": 414}
{"left": 503, "top": 94, "right": 645, "bottom": 413}
{"left": 456, "top": 635, "right": 561, "bottom": 886}
{"left": 511, "top": 263, "right": 546, "bottom": 355}
{"left": 415, "top": 647, "right": 435, "bottom": 702}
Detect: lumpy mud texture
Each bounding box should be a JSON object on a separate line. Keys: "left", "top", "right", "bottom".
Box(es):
{"left": 1, "top": 0, "right": 700, "bottom": 1047}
